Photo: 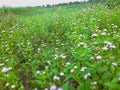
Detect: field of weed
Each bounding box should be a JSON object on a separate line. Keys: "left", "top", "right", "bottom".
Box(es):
{"left": 0, "top": 2, "right": 120, "bottom": 90}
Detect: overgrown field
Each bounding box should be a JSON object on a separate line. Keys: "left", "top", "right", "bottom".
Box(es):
{"left": 0, "top": 2, "right": 120, "bottom": 90}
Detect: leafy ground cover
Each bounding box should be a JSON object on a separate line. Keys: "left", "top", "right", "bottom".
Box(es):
{"left": 0, "top": 2, "right": 120, "bottom": 90}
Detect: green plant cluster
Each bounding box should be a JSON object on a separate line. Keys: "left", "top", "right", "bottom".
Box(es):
{"left": 106, "top": 0, "right": 120, "bottom": 8}
{"left": 0, "top": 3, "right": 120, "bottom": 90}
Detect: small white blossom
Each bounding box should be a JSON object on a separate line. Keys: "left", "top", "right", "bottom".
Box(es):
{"left": 42, "top": 71, "right": 46, "bottom": 74}
{"left": 35, "top": 88, "right": 38, "bottom": 90}
{"left": 101, "top": 32, "right": 106, "bottom": 35}
{"left": 91, "top": 81, "right": 97, "bottom": 85}
{"left": 80, "top": 42, "right": 85, "bottom": 45}
{"left": 57, "top": 87, "right": 63, "bottom": 90}
{"left": 60, "top": 72, "right": 64, "bottom": 76}
{"left": 36, "top": 71, "right": 41, "bottom": 74}
{"left": 74, "top": 66, "right": 77, "bottom": 69}
{"left": 60, "top": 54, "right": 66, "bottom": 59}
{"left": 0, "top": 63, "right": 5, "bottom": 66}
{"left": 83, "top": 45, "right": 87, "bottom": 48}
{"left": 80, "top": 67, "right": 87, "bottom": 72}
{"left": 54, "top": 54, "right": 59, "bottom": 60}
{"left": 6, "top": 83, "right": 9, "bottom": 86}
{"left": 102, "top": 46, "right": 108, "bottom": 50}
{"left": 44, "top": 88, "right": 48, "bottom": 90}
{"left": 104, "top": 41, "right": 112, "bottom": 46}
{"left": 37, "top": 48, "right": 40, "bottom": 51}
{"left": 118, "top": 77, "right": 120, "bottom": 81}
{"left": 1, "top": 67, "right": 12, "bottom": 73}
{"left": 92, "top": 33, "right": 97, "bottom": 37}
{"left": 53, "top": 76, "right": 60, "bottom": 81}
{"left": 70, "top": 69, "right": 75, "bottom": 73}
{"left": 112, "top": 25, "right": 118, "bottom": 28}
{"left": 11, "top": 85, "right": 15, "bottom": 88}
{"left": 103, "top": 29, "right": 107, "bottom": 31}
{"left": 87, "top": 73, "right": 91, "bottom": 76}
{"left": 84, "top": 73, "right": 91, "bottom": 80}
{"left": 5, "top": 59, "right": 9, "bottom": 62}
{"left": 110, "top": 45, "right": 116, "bottom": 49}
{"left": 45, "top": 66, "right": 48, "bottom": 69}
{"left": 96, "top": 55, "right": 102, "bottom": 60}
{"left": 27, "top": 42, "right": 31, "bottom": 45}
{"left": 84, "top": 74, "right": 88, "bottom": 80}
{"left": 111, "top": 63, "right": 117, "bottom": 66}
{"left": 50, "top": 85, "right": 57, "bottom": 90}
{"left": 65, "top": 62, "right": 70, "bottom": 66}
{"left": 47, "top": 61, "right": 51, "bottom": 65}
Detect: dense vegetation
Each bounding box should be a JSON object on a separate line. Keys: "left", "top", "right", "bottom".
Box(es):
{"left": 0, "top": 1, "right": 120, "bottom": 90}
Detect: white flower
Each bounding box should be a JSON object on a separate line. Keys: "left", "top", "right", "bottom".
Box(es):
{"left": 37, "top": 48, "right": 40, "bottom": 51}
{"left": 11, "top": 85, "right": 15, "bottom": 88}
{"left": 84, "top": 74, "right": 88, "bottom": 80}
{"left": 27, "top": 42, "right": 31, "bottom": 45}
{"left": 101, "top": 32, "right": 106, "bottom": 35}
{"left": 118, "top": 77, "right": 120, "bottom": 81}
{"left": 96, "top": 55, "right": 102, "bottom": 60}
{"left": 103, "top": 29, "right": 107, "bottom": 31}
{"left": 53, "top": 76, "right": 60, "bottom": 81}
{"left": 112, "top": 25, "right": 118, "bottom": 28}
{"left": 102, "top": 46, "right": 108, "bottom": 50}
{"left": 83, "top": 45, "right": 87, "bottom": 48}
{"left": 110, "top": 45, "right": 116, "bottom": 49}
{"left": 47, "top": 61, "right": 51, "bottom": 65}
{"left": 45, "top": 66, "right": 48, "bottom": 69}
{"left": 80, "top": 42, "right": 85, "bottom": 45}
{"left": 35, "top": 88, "right": 38, "bottom": 90}
{"left": 74, "top": 66, "right": 77, "bottom": 69}
{"left": 36, "top": 71, "right": 41, "bottom": 74}
{"left": 2, "top": 30, "right": 5, "bottom": 33}
{"left": 57, "top": 87, "right": 63, "bottom": 90}
{"left": 1, "top": 67, "right": 12, "bottom": 73}
{"left": 80, "top": 67, "right": 87, "bottom": 72}
{"left": 42, "top": 71, "right": 46, "bottom": 74}
{"left": 5, "top": 59, "right": 9, "bottom": 62}
{"left": 87, "top": 73, "right": 91, "bottom": 76}
{"left": 6, "top": 83, "right": 9, "bottom": 86}
{"left": 105, "top": 42, "right": 112, "bottom": 46}
{"left": 84, "top": 73, "right": 91, "bottom": 80}
{"left": 91, "top": 81, "right": 97, "bottom": 85}
{"left": 70, "top": 69, "right": 75, "bottom": 73}
{"left": 0, "top": 63, "right": 5, "bottom": 66}
{"left": 50, "top": 85, "right": 57, "bottom": 90}
{"left": 54, "top": 54, "right": 59, "bottom": 60}
{"left": 60, "top": 54, "right": 66, "bottom": 59}
{"left": 78, "top": 44, "right": 80, "bottom": 47}
{"left": 60, "top": 72, "right": 64, "bottom": 76}
{"left": 111, "top": 63, "right": 117, "bottom": 66}
{"left": 92, "top": 33, "right": 97, "bottom": 37}
{"left": 44, "top": 88, "right": 48, "bottom": 90}
{"left": 65, "top": 62, "right": 70, "bottom": 66}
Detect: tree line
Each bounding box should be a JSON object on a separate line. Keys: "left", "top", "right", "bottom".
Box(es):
{"left": 41, "top": 0, "right": 107, "bottom": 8}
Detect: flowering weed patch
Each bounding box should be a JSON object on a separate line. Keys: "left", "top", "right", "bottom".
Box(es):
{"left": 0, "top": 3, "right": 120, "bottom": 90}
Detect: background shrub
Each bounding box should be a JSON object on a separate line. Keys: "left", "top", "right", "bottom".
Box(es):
{"left": 106, "top": 0, "right": 120, "bottom": 8}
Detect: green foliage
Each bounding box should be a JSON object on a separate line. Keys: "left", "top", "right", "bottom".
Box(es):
{"left": 0, "top": 2, "right": 120, "bottom": 90}
{"left": 106, "top": 0, "right": 120, "bottom": 8}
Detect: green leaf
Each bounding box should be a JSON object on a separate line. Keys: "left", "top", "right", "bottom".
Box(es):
{"left": 104, "top": 82, "right": 120, "bottom": 89}
{"left": 77, "top": 82, "right": 90, "bottom": 90}
{"left": 65, "top": 74, "right": 78, "bottom": 83}
{"left": 112, "top": 78, "right": 119, "bottom": 83}
{"left": 62, "top": 82, "right": 69, "bottom": 90}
